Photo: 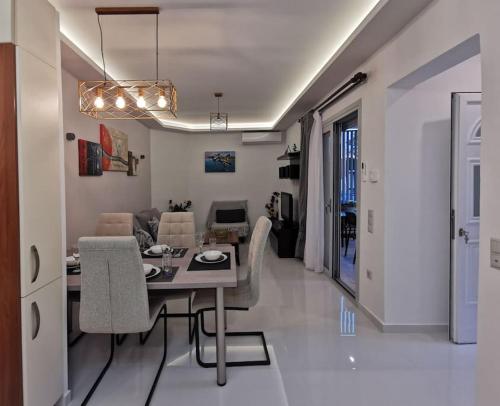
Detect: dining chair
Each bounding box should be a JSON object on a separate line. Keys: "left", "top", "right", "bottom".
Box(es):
{"left": 155, "top": 212, "right": 197, "bottom": 341}
{"left": 78, "top": 236, "right": 168, "bottom": 406}
{"left": 343, "top": 211, "right": 356, "bottom": 264}
{"left": 68, "top": 213, "right": 135, "bottom": 348}
{"left": 191, "top": 216, "right": 272, "bottom": 368}
{"left": 95, "top": 213, "right": 134, "bottom": 236}
{"left": 157, "top": 211, "right": 196, "bottom": 247}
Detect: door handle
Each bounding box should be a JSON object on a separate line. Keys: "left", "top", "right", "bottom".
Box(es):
{"left": 458, "top": 228, "right": 470, "bottom": 244}
{"left": 31, "top": 301, "right": 41, "bottom": 340}
{"left": 31, "top": 245, "right": 40, "bottom": 283}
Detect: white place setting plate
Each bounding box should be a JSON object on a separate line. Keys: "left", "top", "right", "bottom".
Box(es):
{"left": 195, "top": 252, "right": 228, "bottom": 264}
{"left": 144, "top": 264, "right": 161, "bottom": 279}
{"left": 143, "top": 244, "right": 170, "bottom": 257}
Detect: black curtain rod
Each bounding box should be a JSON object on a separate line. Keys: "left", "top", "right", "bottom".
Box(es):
{"left": 312, "top": 72, "right": 368, "bottom": 115}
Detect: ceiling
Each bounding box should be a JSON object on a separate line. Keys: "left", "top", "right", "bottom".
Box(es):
{"left": 53, "top": 0, "right": 432, "bottom": 132}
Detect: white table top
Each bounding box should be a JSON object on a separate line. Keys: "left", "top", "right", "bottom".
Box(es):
{"left": 67, "top": 245, "right": 237, "bottom": 291}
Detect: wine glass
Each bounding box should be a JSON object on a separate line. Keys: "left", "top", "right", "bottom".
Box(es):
{"left": 195, "top": 232, "right": 204, "bottom": 254}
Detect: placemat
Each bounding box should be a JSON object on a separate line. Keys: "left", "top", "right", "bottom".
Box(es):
{"left": 187, "top": 253, "right": 231, "bottom": 272}
{"left": 67, "top": 266, "right": 81, "bottom": 275}
{"left": 147, "top": 267, "right": 178, "bottom": 282}
{"left": 172, "top": 248, "right": 188, "bottom": 258}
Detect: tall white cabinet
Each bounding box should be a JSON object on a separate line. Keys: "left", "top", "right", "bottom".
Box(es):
{"left": 15, "top": 0, "right": 64, "bottom": 404}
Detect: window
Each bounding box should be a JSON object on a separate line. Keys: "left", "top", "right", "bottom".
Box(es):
{"left": 340, "top": 128, "right": 358, "bottom": 203}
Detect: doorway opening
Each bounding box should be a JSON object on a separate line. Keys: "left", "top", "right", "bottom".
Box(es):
{"left": 324, "top": 110, "right": 359, "bottom": 297}
{"left": 385, "top": 34, "right": 481, "bottom": 340}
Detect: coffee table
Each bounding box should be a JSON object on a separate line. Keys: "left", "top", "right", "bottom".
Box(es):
{"left": 205, "top": 230, "right": 240, "bottom": 265}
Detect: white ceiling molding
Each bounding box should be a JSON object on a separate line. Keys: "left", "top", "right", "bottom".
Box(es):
{"left": 57, "top": 0, "right": 433, "bottom": 133}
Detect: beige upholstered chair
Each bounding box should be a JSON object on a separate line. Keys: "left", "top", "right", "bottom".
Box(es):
{"left": 95, "top": 213, "right": 134, "bottom": 236}
{"left": 157, "top": 212, "right": 195, "bottom": 247}
{"left": 78, "top": 236, "right": 167, "bottom": 405}
{"left": 192, "top": 216, "right": 272, "bottom": 367}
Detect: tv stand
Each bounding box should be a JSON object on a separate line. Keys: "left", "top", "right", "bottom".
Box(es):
{"left": 269, "top": 218, "right": 298, "bottom": 258}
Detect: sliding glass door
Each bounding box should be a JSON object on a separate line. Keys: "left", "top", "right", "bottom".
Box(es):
{"left": 324, "top": 111, "right": 359, "bottom": 297}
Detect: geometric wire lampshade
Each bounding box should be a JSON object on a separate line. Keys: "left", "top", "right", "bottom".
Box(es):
{"left": 210, "top": 112, "right": 229, "bottom": 131}
{"left": 79, "top": 79, "right": 177, "bottom": 120}
{"left": 210, "top": 92, "right": 228, "bottom": 131}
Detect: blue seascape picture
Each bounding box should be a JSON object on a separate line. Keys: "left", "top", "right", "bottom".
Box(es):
{"left": 205, "top": 151, "right": 236, "bottom": 173}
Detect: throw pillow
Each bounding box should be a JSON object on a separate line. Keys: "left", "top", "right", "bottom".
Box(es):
{"left": 135, "top": 229, "right": 154, "bottom": 251}
{"left": 216, "top": 209, "right": 246, "bottom": 223}
{"left": 148, "top": 217, "right": 160, "bottom": 241}
{"left": 135, "top": 209, "right": 153, "bottom": 231}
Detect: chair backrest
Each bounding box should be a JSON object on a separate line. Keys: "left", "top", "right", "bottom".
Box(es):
{"left": 247, "top": 216, "right": 272, "bottom": 305}
{"left": 96, "top": 213, "right": 134, "bottom": 236}
{"left": 157, "top": 212, "right": 196, "bottom": 247}
{"left": 78, "top": 236, "right": 151, "bottom": 334}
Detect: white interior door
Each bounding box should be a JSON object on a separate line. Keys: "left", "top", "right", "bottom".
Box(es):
{"left": 450, "top": 92, "right": 481, "bottom": 344}
{"left": 323, "top": 129, "right": 333, "bottom": 275}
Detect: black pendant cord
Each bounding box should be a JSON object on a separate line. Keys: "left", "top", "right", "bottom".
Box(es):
{"left": 97, "top": 14, "right": 107, "bottom": 82}
{"left": 155, "top": 13, "right": 159, "bottom": 84}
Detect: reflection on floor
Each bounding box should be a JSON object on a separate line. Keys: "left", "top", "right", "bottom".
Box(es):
{"left": 68, "top": 244, "right": 476, "bottom": 406}
{"left": 340, "top": 243, "right": 356, "bottom": 292}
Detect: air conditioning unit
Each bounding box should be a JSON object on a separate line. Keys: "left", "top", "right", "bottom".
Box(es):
{"left": 241, "top": 131, "right": 282, "bottom": 144}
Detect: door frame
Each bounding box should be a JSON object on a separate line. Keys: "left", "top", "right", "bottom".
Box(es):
{"left": 322, "top": 101, "right": 362, "bottom": 300}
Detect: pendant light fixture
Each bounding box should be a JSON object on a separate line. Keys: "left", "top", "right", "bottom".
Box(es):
{"left": 210, "top": 92, "right": 228, "bottom": 131}
{"left": 79, "top": 7, "right": 177, "bottom": 120}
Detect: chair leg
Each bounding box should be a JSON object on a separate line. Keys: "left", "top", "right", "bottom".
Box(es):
{"left": 145, "top": 305, "right": 167, "bottom": 406}
{"left": 344, "top": 235, "right": 350, "bottom": 256}
{"left": 353, "top": 248, "right": 356, "bottom": 265}
{"left": 69, "top": 331, "right": 86, "bottom": 348}
{"left": 188, "top": 295, "right": 193, "bottom": 343}
{"left": 81, "top": 334, "right": 115, "bottom": 406}
{"left": 140, "top": 314, "right": 163, "bottom": 346}
{"left": 116, "top": 334, "right": 128, "bottom": 346}
{"left": 194, "top": 307, "right": 271, "bottom": 368}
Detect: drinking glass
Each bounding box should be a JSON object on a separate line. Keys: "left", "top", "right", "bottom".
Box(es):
{"left": 195, "top": 232, "right": 204, "bottom": 254}
{"left": 209, "top": 233, "right": 217, "bottom": 249}
{"left": 162, "top": 248, "right": 173, "bottom": 275}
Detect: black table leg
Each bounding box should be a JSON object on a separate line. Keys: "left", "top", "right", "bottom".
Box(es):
{"left": 232, "top": 243, "right": 240, "bottom": 266}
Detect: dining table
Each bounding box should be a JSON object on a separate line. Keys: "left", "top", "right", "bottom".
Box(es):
{"left": 67, "top": 244, "right": 237, "bottom": 386}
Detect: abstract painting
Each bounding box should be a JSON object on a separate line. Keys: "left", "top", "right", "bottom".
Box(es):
{"left": 100, "top": 124, "right": 129, "bottom": 172}
{"left": 127, "top": 151, "right": 139, "bottom": 176}
{"left": 78, "top": 139, "right": 103, "bottom": 176}
{"left": 205, "top": 151, "right": 236, "bottom": 173}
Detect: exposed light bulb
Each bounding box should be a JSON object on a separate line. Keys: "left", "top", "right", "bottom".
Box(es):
{"left": 94, "top": 96, "right": 104, "bottom": 109}
{"left": 136, "top": 89, "right": 146, "bottom": 108}
{"left": 137, "top": 95, "right": 146, "bottom": 108}
{"left": 94, "top": 87, "right": 104, "bottom": 109}
{"left": 157, "top": 95, "right": 167, "bottom": 108}
{"left": 157, "top": 87, "right": 168, "bottom": 109}
{"left": 115, "top": 96, "right": 126, "bottom": 109}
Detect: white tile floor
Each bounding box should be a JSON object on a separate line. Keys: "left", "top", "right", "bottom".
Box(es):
{"left": 68, "top": 244, "right": 476, "bottom": 406}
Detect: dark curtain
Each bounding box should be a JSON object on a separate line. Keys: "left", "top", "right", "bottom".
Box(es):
{"left": 295, "top": 111, "right": 314, "bottom": 259}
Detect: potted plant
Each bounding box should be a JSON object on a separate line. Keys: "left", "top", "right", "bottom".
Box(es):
{"left": 265, "top": 192, "right": 280, "bottom": 218}
{"left": 168, "top": 200, "right": 192, "bottom": 212}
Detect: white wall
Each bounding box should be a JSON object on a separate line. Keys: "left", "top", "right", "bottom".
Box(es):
{"left": 150, "top": 130, "right": 188, "bottom": 211}
{"left": 62, "top": 69, "right": 151, "bottom": 246}
{"left": 150, "top": 130, "right": 286, "bottom": 231}
{"left": 288, "top": 0, "right": 485, "bottom": 324}
{"left": 476, "top": 1, "right": 500, "bottom": 404}
{"left": 385, "top": 55, "right": 481, "bottom": 326}
{"left": 0, "top": 0, "right": 13, "bottom": 42}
